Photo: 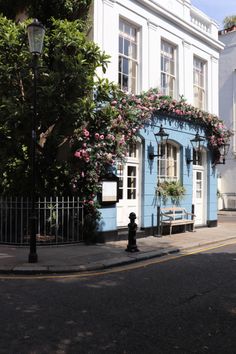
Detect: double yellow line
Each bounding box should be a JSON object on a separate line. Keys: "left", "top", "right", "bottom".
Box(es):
{"left": 1, "top": 240, "right": 236, "bottom": 281}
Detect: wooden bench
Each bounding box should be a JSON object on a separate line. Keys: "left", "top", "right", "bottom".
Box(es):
{"left": 160, "top": 207, "right": 195, "bottom": 235}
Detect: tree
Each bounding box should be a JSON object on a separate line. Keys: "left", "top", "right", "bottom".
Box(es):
{"left": 223, "top": 15, "right": 236, "bottom": 29}
{"left": 0, "top": 0, "right": 92, "bottom": 22}
{"left": 0, "top": 2, "right": 144, "bottom": 224}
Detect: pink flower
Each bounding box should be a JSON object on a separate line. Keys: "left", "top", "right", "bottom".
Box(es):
{"left": 83, "top": 128, "right": 90, "bottom": 137}
{"left": 74, "top": 151, "right": 81, "bottom": 158}
{"left": 100, "top": 134, "right": 104, "bottom": 140}
{"left": 95, "top": 133, "right": 100, "bottom": 140}
{"left": 119, "top": 135, "right": 125, "bottom": 145}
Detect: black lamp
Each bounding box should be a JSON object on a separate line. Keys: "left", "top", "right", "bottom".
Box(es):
{"left": 216, "top": 142, "right": 230, "bottom": 164}
{"left": 27, "top": 19, "right": 45, "bottom": 56}
{"left": 187, "top": 133, "right": 205, "bottom": 164}
{"left": 149, "top": 125, "right": 169, "bottom": 160}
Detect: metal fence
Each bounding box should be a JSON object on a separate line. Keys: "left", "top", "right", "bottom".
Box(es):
{"left": 220, "top": 193, "right": 236, "bottom": 210}
{"left": 0, "top": 196, "right": 84, "bottom": 245}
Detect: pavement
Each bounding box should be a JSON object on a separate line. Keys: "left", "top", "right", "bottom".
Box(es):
{"left": 0, "top": 211, "right": 236, "bottom": 275}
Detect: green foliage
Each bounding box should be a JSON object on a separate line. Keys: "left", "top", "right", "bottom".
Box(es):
{"left": 0, "top": 0, "right": 92, "bottom": 22}
{"left": 223, "top": 15, "right": 236, "bottom": 29}
{"left": 0, "top": 14, "right": 113, "bottom": 200}
{"left": 156, "top": 180, "right": 186, "bottom": 205}
{"left": 0, "top": 0, "right": 30, "bottom": 20}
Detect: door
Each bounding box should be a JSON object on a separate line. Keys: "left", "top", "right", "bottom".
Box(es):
{"left": 116, "top": 143, "right": 141, "bottom": 227}
{"left": 192, "top": 168, "right": 205, "bottom": 226}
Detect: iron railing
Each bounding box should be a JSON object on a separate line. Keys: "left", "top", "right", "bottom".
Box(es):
{"left": 0, "top": 196, "right": 84, "bottom": 245}
{"left": 219, "top": 193, "right": 236, "bottom": 210}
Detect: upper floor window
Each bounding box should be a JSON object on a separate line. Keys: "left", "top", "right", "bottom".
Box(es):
{"left": 158, "top": 142, "right": 179, "bottom": 182}
{"left": 161, "top": 40, "right": 176, "bottom": 98}
{"left": 193, "top": 57, "right": 206, "bottom": 110}
{"left": 119, "top": 19, "right": 138, "bottom": 93}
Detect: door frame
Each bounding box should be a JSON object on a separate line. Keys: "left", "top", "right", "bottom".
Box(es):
{"left": 116, "top": 141, "right": 142, "bottom": 228}
{"left": 192, "top": 149, "right": 207, "bottom": 226}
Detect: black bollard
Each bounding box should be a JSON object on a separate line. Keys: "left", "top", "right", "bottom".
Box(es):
{"left": 126, "top": 212, "right": 139, "bottom": 252}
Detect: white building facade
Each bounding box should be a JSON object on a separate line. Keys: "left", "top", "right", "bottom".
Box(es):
{"left": 91, "top": 0, "right": 222, "bottom": 107}
{"left": 90, "top": 0, "right": 224, "bottom": 238}
{"left": 218, "top": 26, "right": 236, "bottom": 209}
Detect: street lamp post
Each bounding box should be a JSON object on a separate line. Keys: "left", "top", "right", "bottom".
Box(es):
{"left": 27, "top": 19, "right": 45, "bottom": 263}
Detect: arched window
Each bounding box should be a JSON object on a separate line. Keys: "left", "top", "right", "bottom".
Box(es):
{"left": 157, "top": 142, "right": 180, "bottom": 182}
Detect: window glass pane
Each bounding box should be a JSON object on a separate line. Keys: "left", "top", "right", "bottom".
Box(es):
{"left": 174, "top": 160, "right": 177, "bottom": 176}
{"left": 161, "top": 56, "right": 164, "bottom": 71}
{"left": 128, "top": 143, "right": 137, "bottom": 157}
{"left": 124, "top": 23, "right": 130, "bottom": 35}
{"left": 161, "top": 40, "right": 176, "bottom": 97}
{"left": 123, "top": 75, "right": 128, "bottom": 90}
{"left": 124, "top": 39, "right": 129, "bottom": 56}
{"left": 127, "top": 166, "right": 136, "bottom": 200}
{"left": 172, "top": 146, "right": 177, "bottom": 159}
{"left": 119, "top": 37, "right": 123, "bottom": 53}
{"left": 130, "top": 27, "right": 136, "bottom": 40}
{"left": 131, "top": 78, "right": 136, "bottom": 93}
{"left": 193, "top": 57, "right": 205, "bottom": 109}
{"left": 197, "top": 172, "right": 202, "bottom": 180}
{"left": 118, "top": 73, "right": 122, "bottom": 87}
{"left": 119, "top": 19, "right": 138, "bottom": 93}
{"left": 128, "top": 166, "right": 136, "bottom": 176}
{"left": 169, "top": 60, "right": 175, "bottom": 75}
{"left": 157, "top": 143, "right": 179, "bottom": 181}
{"left": 118, "top": 57, "right": 122, "bottom": 73}
{"left": 128, "top": 177, "right": 136, "bottom": 188}
{"left": 131, "top": 43, "right": 137, "bottom": 59}
{"left": 128, "top": 189, "right": 136, "bottom": 199}
{"left": 117, "top": 164, "right": 124, "bottom": 200}
{"left": 131, "top": 61, "right": 137, "bottom": 79}
{"left": 123, "top": 57, "right": 129, "bottom": 75}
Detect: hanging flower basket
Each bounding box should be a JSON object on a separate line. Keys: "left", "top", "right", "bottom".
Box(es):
{"left": 156, "top": 180, "right": 186, "bottom": 205}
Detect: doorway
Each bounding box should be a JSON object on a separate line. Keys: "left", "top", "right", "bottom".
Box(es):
{"left": 116, "top": 142, "right": 141, "bottom": 227}
{"left": 192, "top": 150, "right": 207, "bottom": 226}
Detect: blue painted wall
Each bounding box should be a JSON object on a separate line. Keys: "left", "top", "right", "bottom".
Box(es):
{"left": 99, "top": 115, "right": 218, "bottom": 232}
{"left": 98, "top": 205, "right": 117, "bottom": 232}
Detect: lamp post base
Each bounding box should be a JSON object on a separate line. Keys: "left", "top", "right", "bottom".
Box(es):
{"left": 28, "top": 252, "right": 38, "bottom": 263}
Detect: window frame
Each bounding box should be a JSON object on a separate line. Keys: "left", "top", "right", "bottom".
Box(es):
{"left": 157, "top": 141, "right": 180, "bottom": 182}
{"left": 193, "top": 56, "right": 206, "bottom": 110}
{"left": 160, "top": 39, "right": 177, "bottom": 98}
{"left": 118, "top": 18, "right": 139, "bottom": 94}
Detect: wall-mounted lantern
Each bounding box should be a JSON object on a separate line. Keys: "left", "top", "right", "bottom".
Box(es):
{"left": 187, "top": 133, "right": 205, "bottom": 164}
{"left": 216, "top": 142, "right": 230, "bottom": 165}
{"left": 149, "top": 125, "right": 169, "bottom": 160}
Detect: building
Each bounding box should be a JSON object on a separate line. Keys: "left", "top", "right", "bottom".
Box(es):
{"left": 218, "top": 26, "right": 236, "bottom": 210}
{"left": 90, "top": 0, "right": 226, "bottom": 239}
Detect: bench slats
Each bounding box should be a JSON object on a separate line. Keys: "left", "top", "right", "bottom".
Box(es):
{"left": 160, "top": 207, "right": 195, "bottom": 235}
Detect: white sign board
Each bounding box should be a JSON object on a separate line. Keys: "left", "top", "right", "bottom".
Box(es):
{"left": 102, "top": 181, "right": 118, "bottom": 202}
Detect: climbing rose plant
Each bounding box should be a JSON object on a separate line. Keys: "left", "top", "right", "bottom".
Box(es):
{"left": 72, "top": 88, "right": 232, "bottom": 210}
